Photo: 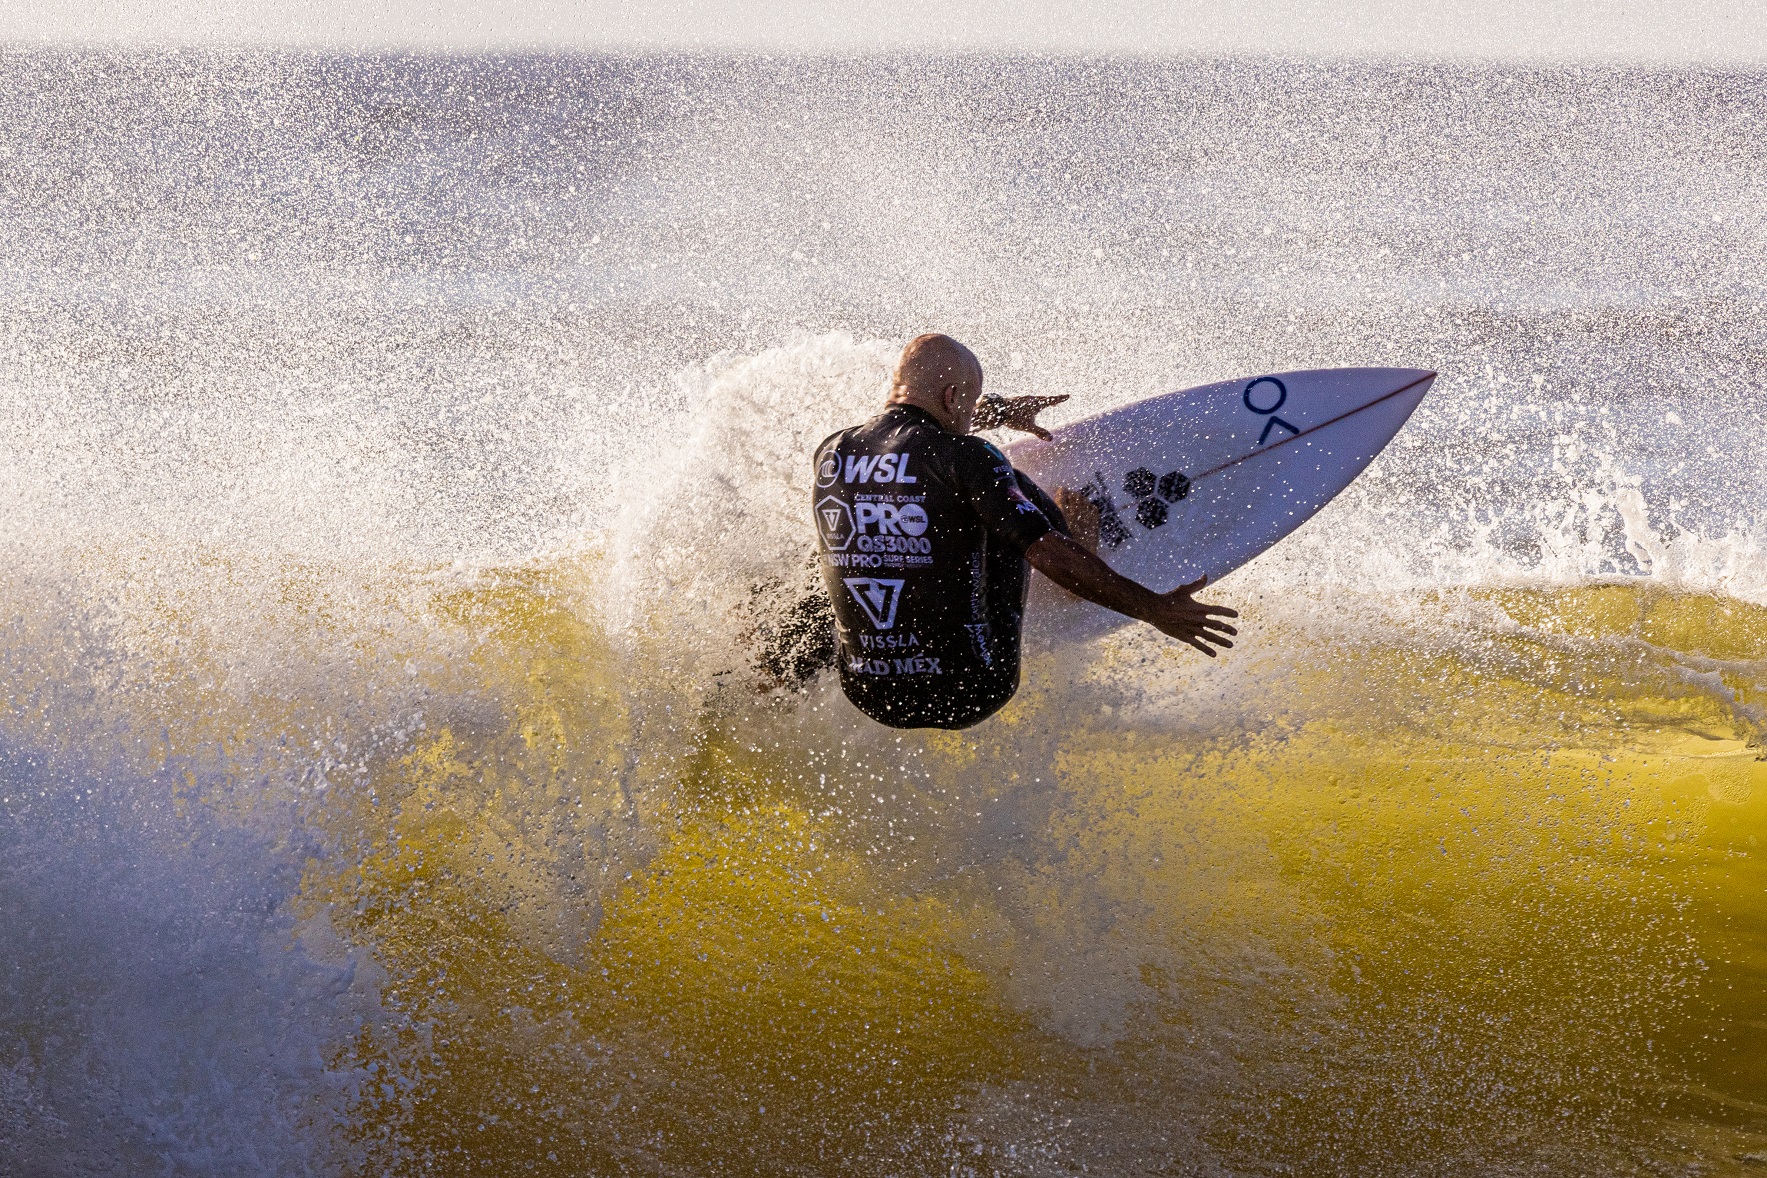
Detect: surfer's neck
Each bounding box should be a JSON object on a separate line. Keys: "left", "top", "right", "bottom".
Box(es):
{"left": 883, "top": 401, "right": 951, "bottom": 432}
{"left": 885, "top": 382, "right": 980, "bottom": 434}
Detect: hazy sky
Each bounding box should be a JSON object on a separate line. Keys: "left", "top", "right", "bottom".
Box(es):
{"left": 2, "top": 0, "right": 1763, "bottom": 63}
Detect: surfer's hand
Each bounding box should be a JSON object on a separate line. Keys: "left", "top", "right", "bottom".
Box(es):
{"left": 1146, "top": 575, "right": 1239, "bottom": 657}
{"left": 974, "top": 394, "right": 1069, "bottom": 439}
{"left": 1025, "top": 538, "right": 1238, "bottom": 657}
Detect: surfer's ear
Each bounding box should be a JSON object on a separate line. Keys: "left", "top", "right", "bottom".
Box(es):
{"left": 941, "top": 382, "right": 969, "bottom": 420}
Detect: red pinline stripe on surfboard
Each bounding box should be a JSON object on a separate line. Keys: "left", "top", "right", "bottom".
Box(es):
{"left": 1190, "top": 371, "right": 1437, "bottom": 484}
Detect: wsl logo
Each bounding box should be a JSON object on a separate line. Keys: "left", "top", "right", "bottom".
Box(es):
{"left": 843, "top": 577, "right": 905, "bottom": 630}
{"left": 842, "top": 453, "right": 917, "bottom": 484}
{"left": 816, "top": 449, "right": 916, "bottom": 488}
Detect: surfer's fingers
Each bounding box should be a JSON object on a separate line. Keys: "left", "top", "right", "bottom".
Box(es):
{"left": 1177, "top": 616, "right": 1235, "bottom": 644}
{"left": 1029, "top": 425, "right": 1054, "bottom": 440}
{"left": 1174, "top": 575, "right": 1209, "bottom": 595}
{"left": 1205, "top": 604, "right": 1240, "bottom": 618}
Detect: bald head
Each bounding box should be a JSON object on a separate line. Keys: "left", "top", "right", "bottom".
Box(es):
{"left": 886, "top": 333, "right": 984, "bottom": 433}
{"left": 892, "top": 333, "right": 981, "bottom": 396}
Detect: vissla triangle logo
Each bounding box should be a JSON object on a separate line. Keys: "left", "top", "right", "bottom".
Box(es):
{"left": 842, "top": 577, "right": 905, "bottom": 630}
{"left": 815, "top": 495, "right": 854, "bottom": 551}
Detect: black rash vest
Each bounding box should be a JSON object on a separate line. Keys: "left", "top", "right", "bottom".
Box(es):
{"left": 811, "top": 404, "right": 1060, "bottom": 729}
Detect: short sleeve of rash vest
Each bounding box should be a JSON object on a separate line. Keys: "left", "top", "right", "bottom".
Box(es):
{"left": 951, "top": 436, "right": 1055, "bottom": 553}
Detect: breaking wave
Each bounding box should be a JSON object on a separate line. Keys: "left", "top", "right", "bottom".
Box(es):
{"left": 2, "top": 50, "right": 1766, "bottom": 1175}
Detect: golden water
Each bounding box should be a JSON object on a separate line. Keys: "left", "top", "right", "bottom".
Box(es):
{"left": 63, "top": 560, "right": 1756, "bottom": 1174}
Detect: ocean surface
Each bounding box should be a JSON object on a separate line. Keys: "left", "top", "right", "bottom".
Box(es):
{"left": 1, "top": 49, "right": 1765, "bottom": 1175}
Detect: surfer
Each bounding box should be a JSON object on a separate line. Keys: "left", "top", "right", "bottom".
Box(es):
{"left": 812, "top": 333, "right": 1238, "bottom": 730}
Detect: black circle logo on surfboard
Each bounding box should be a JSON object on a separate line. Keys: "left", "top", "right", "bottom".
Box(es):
{"left": 1242, "top": 377, "right": 1288, "bottom": 415}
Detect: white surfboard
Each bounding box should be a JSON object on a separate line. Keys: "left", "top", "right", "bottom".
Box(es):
{"left": 1007, "top": 366, "right": 1436, "bottom": 647}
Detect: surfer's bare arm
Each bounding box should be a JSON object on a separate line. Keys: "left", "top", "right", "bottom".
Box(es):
{"left": 1052, "top": 487, "right": 1100, "bottom": 551}
{"left": 973, "top": 394, "right": 1069, "bottom": 440}
{"left": 1023, "top": 534, "right": 1239, "bottom": 657}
